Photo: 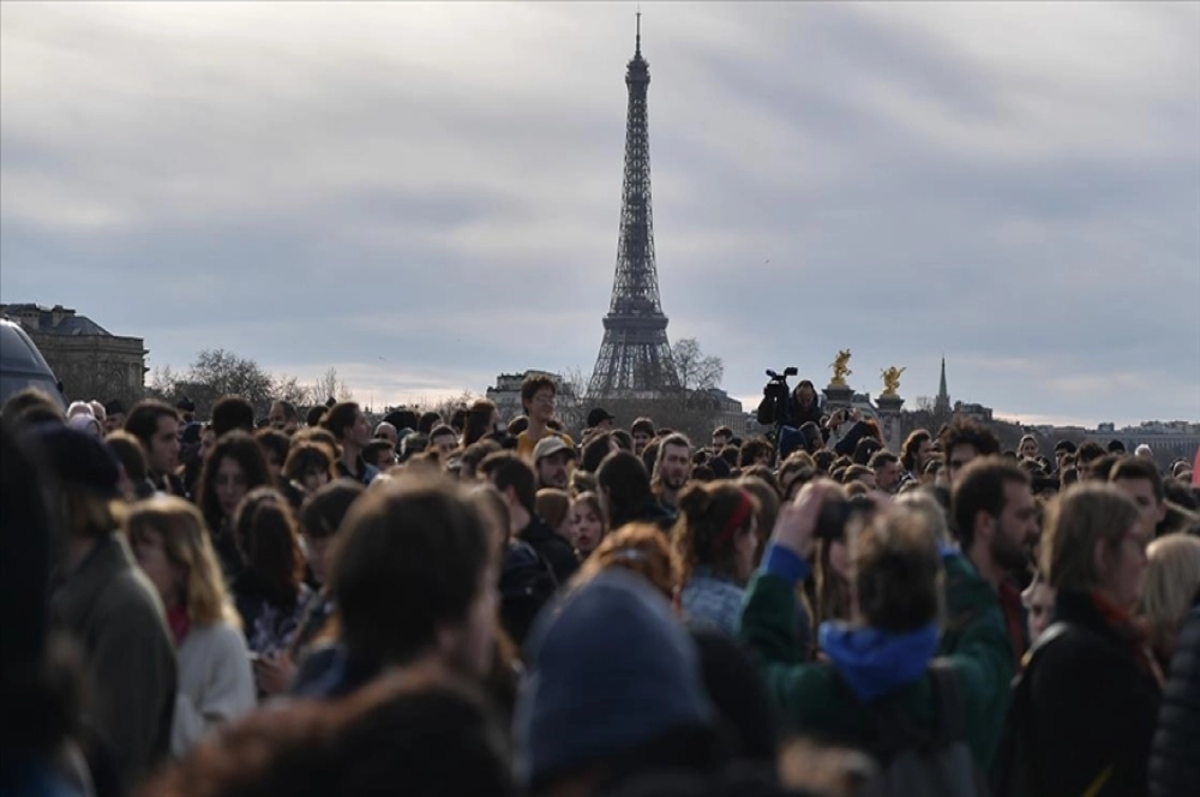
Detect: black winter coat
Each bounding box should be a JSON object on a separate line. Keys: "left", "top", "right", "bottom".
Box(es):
{"left": 1025, "top": 590, "right": 1161, "bottom": 797}
{"left": 520, "top": 515, "right": 578, "bottom": 586}
{"left": 1150, "top": 602, "right": 1200, "bottom": 797}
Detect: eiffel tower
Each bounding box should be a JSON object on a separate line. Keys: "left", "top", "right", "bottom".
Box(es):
{"left": 588, "top": 14, "right": 680, "bottom": 398}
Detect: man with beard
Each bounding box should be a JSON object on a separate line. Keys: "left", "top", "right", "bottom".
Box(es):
{"left": 653, "top": 433, "right": 692, "bottom": 514}
{"left": 533, "top": 436, "right": 574, "bottom": 491}
{"left": 945, "top": 457, "right": 1038, "bottom": 669}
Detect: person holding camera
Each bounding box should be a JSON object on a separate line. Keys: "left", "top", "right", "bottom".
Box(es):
{"left": 756, "top": 373, "right": 823, "bottom": 431}
{"left": 825, "top": 408, "right": 876, "bottom": 459}
{"left": 737, "top": 481, "right": 1015, "bottom": 774}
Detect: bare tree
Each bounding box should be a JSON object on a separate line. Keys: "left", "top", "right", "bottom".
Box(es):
{"left": 176, "top": 349, "right": 276, "bottom": 417}
{"left": 670, "top": 337, "right": 724, "bottom": 393}
{"left": 272, "top": 374, "right": 312, "bottom": 407}
{"left": 310, "top": 367, "right": 352, "bottom": 406}
{"left": 146, "top": 364, "right": 179, "bottom": 401}
{"left": 418, "top": 390, "right": 477, "bottom": 424}
{"left": 552, "top": 367, "right": 590, "bottom": 433}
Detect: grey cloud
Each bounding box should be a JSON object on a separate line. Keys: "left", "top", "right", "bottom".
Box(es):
{"left": 1, "top": 2, "right": 1197, "bottom": 425}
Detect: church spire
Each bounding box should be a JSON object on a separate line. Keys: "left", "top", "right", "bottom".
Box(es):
{"left": 935, "top": 356, "right": 951, "bottom": 414}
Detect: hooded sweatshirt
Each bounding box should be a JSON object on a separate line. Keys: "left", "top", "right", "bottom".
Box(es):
{"left": 738, "top": 545, "right": 1014, "bottom": 770}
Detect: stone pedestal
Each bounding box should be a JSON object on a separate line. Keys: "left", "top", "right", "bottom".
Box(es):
{"left": 875, "top": 394, "right": 905, "bottom": 414}
{"left": 875, "top": 394, "right": 906, "bottom": 452}
{"left": 823, "top": 383, "right": 854, "bottom": 411}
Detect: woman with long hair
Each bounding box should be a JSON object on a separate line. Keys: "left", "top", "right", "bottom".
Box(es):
{"left": 569, "top": 491, "right": 607, "bottom": 559}
{"left": 196, "top": 432, "right": 272, "bottom": 581}
{"left": 1000, "top": 484, "right": 1161, "bottom": 797}
{"left": 462, "top": 399, "right": 502, "bottom": 449}
{"left": 672, "top": 481, "right": 761, "bottom": 635}
{"left": 1138, "top": 534, "right": 1200, "bottom": 670}
{"left": 126, "top": 497, "right": 256, "bottom": 755}
{"left": 814, "top": 531, "right": 854, "bottom": 630}
{"left": 229, "top": 488, "right": 313, "bottom": 696}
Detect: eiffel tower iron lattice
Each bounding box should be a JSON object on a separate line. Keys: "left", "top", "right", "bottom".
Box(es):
{"left": 588, "top": 14, "right": 680, "bottom": 398}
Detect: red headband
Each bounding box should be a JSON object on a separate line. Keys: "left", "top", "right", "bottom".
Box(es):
{"left": 712, "top": 489, "right": 754, "bottom": 555}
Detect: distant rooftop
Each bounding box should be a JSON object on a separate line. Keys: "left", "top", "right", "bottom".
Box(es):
{"left": 0, "top": 303, "right": 113, "bottom": 337}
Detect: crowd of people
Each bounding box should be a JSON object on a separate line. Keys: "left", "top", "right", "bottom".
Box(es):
{"left": 2, "top": 371, "right": 1199, "bottom": 797}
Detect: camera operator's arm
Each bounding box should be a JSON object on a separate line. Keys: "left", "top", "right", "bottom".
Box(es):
{"left": 738, "top": 483, "right": 830, "bottom": 663}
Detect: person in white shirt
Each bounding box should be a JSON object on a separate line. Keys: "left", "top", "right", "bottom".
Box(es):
{"left": 127, "top": 496, "right": 256, "bottom": 758}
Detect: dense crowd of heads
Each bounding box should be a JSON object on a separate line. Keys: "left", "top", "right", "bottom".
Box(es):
{"left": 2, "top": 373, "right": 1199, "bottom": 797}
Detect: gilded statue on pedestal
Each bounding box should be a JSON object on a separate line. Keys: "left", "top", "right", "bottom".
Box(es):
{"left": 880, "top": 366, "right": 906, "bottom": 397}
{"left": 829, "top": 349, "right": 853, "bottom": 386}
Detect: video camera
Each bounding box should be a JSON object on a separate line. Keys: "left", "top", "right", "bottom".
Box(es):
{"left": 759, "top": 367, "right": 798, "bottom": 429}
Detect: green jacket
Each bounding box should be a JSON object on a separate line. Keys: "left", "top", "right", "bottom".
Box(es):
{"left": 937, "top": 552, "right": 1019, "bottom": 770}
{"left": 737, "top": 551, "right": 1014, "bottom": 770}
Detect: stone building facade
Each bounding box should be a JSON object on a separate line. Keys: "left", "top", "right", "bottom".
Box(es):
{"left": 0, "top": 303, "right": 147, "bottom": 405}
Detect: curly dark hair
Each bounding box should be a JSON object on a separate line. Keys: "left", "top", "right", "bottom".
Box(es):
{"left": 938, "top": 417, "right": 1000, "bottom": 460}
{"left": 197, "top": 431, "right": 272, "bottom": 533}
{"left": 672, "top": 482, "right": 759, "bottom": 581}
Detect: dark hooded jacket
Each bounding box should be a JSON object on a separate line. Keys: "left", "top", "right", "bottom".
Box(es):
{"left": 520, "top": 514, "right": 579, "bottom": 586}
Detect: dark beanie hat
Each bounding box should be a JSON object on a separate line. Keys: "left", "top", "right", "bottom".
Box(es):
{"left": 25, "top": 423, "right": 121, "bottom": 497}
{"left": 778, "top": 426, "right": 805, "bottom": 460}
{"left": 514, "top": 568, "right": 714, "bottom": 789}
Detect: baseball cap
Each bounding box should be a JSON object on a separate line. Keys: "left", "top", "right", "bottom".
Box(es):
{"left": 534, "top": 435, "right": 576, "bottom": 463}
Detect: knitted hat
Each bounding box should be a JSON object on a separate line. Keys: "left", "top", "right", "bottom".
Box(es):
{"left": 514, "top": 568, "right": 714, "bottom": 788}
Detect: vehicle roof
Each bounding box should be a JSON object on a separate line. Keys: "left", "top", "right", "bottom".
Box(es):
{"left": 0, "top": 318, "right": 56, "bottom": 375}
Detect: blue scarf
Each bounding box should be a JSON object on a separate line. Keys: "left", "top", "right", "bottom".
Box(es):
{"left": 819, "top": 621, "right": 940, "bottom": 702}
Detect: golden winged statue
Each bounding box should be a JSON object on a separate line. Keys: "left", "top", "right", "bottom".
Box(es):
{"left": 829, "top": 349, "right": 853, "bottom": 386}
{"left": 880, "top": 366, "right": 906, "bottom": 396}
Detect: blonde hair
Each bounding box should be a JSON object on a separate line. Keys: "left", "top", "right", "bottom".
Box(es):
{"left": 125, "top": 496, "right": 239, "bottom": 627}
{"left": 576, "top": 523, "right": 681, "bottom": 601}
{"left": 1041, "top": 484, "right": 1141, "bottom": 592}
{"left": 894, "top": 491, "right": 953, "bottom": 546}
{"left": 1139, "top": 534, "right": 1200, "bottom": 656}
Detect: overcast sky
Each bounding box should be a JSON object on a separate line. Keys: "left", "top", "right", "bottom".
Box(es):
{"left": 2, "top": 2, "right": 1198, "bottom": 427}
